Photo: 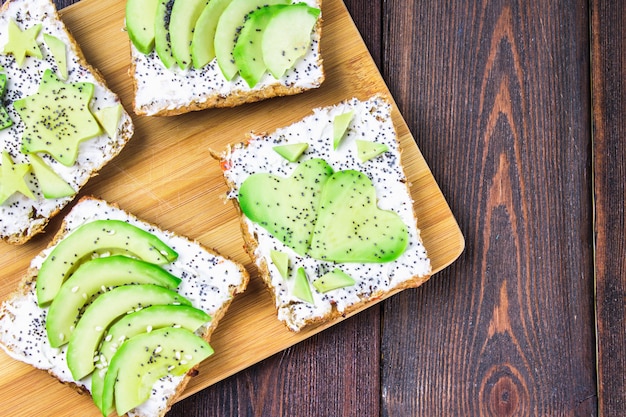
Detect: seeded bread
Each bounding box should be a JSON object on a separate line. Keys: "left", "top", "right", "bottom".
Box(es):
{"left": 129, "top": 0, "right": 324, "bottom": 117}
{"left": 218, "top": 95, "right": 432, "bottom": 332}
{"left": 0, "top": 196, "right": 249, "bottom": 417}
{"left": 0, "top": 0, "right": 134, "bottom": 244}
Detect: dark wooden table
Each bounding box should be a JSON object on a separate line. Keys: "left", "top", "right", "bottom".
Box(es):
{"left": 51, "top": 0, "right": 624, "bottom": 415}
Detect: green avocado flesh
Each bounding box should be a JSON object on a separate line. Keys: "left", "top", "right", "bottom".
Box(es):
{"left": 214, "top": 0, "right": 290, "bottom": 80}
{"left": 154, "top": 0, "right": 177, "bottom": 69}
{"left": 293, "top": 267, "right": 313, "bottom": 304}
{"left": 101, "top": 327, "right": 213, "bottom": 416}
{"left": 45, "top": 256, "right": 181, "bottom": 347}
{"left": 28, "top": 153, "right": 75, "bottom": 199}
{"left": 126, "top": 0, "right": 160, "bottom": 55}
{"left": 15, "top": 69, "right": 102, "bottom": 166}
{"left": 262, "top": 3, "right": 320, "bottom": 79}
{"left": 238, "top": 158, "right": 333, "bottom": 256}
{"left": 191, "top": 0, "right": 232, "bottom": 68}
{"left": 312, "top": 268, "right": 356, "bottom": 293}
{"left": 273, "top": 142, "right": 309, "bottom": 162}
{"left": 66, "top": 284, "right": 191, "bottom": 381}
{"left": 169, "top": 0, "right": 207, "bottom": 69}
{"left": 355, "top": 139, "right": 389, "bottom": 162}
{"left": 91, "top": 304, "right": 210, "bottom": 413}
{"left": 0, "top": 72, "right": 12, "bottom": 130}
{"left": 36, "top": 219, "right": 178, "bottom": 306}
{"left": 43, "top": 33, "right": 68, "bottom": 80}
{"left": 309, "top": 170, "right": 409, "bottom": 263}
{"left": 238, "top": 159, "right": 409, "bottom": 263}
{"left": 270, "top": 249, "right": 289, "bottom": 279}
{"left": 333, "top": 110, "right": 354, "bottom": 149}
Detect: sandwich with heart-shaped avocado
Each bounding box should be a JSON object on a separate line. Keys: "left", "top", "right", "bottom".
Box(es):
{"left": 126, "top": 0, "right": 324, "bottom": 116}
{"left": 0, "top": 196, "right": 249, "bottom": 417}
{"left": 218, "top": 95, "right": 431, "bottom": 331}
{"left": 0, "top": 0, "right": 134, "bottom": 244}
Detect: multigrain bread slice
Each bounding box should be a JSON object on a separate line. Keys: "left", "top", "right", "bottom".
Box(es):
{"left": 218, "top": 95, "right": 432, "bottom": 331}
{"left": 129, "top": 0, "right": 324, "bottom": 116}
{"left": 0, "top": 0, "right": 134, "bottom": 244}
{"left": 0, "top": 196, "right": 249, "bottom": 417}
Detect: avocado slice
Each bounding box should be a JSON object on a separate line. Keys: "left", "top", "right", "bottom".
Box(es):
{"left": 355, "top": 139, "right": 389, "bottom": 162}
{"left": 169, "top": 0, "right": 207, "bottom": 69}
{"left": 238, "top": 158, "right": 333, "bottom": 256}
{"left": 0, "top": 72, "right": 12, "bottom": 130}
{"left": 214, "top": 0, "right": 289, "bottom": 80}
{"left": 233, "top": 4, "right": 289, "bottom": 88}
{"left": 101, "top": 327, "right": 213, "bottom": 416}
{"left": 0, "top": 151, "right": 34, "bottom": 204}
{"left": 91, "top": 304, "right": 210, "bottom": 413}
{"left": 333, "top": 110, "right": 354, "bottom": 149}
{"left": 308, "top": 169, "right": 409, "bottom": 263}
{"left": 293, "top": 267, "right": 313, "bottom": 304}
{"left": 27, "top": 153, "right": 75, "bottom": 199}
{"left": 312, "top": 268, "right": 356, "bottom": 293}
{"left": 154, "top": 0, "right": 177, "bottom": 69}
{"left": 190, "top": 0, "right": 232, "bottom": 69}
{"left": 45, "top": 255, "right": 182, "bottom": 347}
{"left": 270, "top": 249, "right": 290, "bottom": 279}
{"left": 126, "top": 0, "right": 160, "bottom": 54}
{"left": 43, "top": 33, "right": 68, "bottom": 80}
{"left": 66, "top": 284, "right": 191, "bottom": 381}
{"left": 262, "top": 3, "right": 320, "bottom": 79}
{"left": 36, "top": 219, "right": 178, "bottom": 306}
{"left": 3, "top": 19, "right": 42, "bottom": 66}
{"left": 272, "top": 142, "right": 309, "bottom": 162}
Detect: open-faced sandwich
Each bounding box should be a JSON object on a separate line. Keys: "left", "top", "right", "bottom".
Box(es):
{"left": 0, "top": 0, "right": 134, "bottom": 244}
{"left": 127, "top": 0, "right": 324, "bottom": 116}
{"left": 218, "top": 95, "right": 432, "bottom": 332}
{"left": 0, "top": 196, "right": 249, "bottom": 417}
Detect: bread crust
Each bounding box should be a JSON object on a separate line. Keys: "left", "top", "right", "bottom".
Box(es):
{"left": 129, "top": 1, "right": 325, "bottom": 117}
{"left": 0, "top": 196, "right": 249, "bottom": 417}
{"left": 0, "top": 0, "right": 134, "bottom": 245}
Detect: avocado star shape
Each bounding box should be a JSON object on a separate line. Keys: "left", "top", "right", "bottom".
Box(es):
{"left": 3, "top": 19, "right": 43, "bottom": 66}
{"left": 15, "top": 69, "right": 102, "bottom": 166}
{"left": 238, "top": 158, "right": 409, "bottom": 263}
{"left": 0, "top": 151, "right": 35, "bottom": 204}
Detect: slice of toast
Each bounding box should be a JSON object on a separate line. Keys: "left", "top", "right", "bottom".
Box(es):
{"left": 0, "top": 196, "right": 249, "bottom": 417}
{"left": 0, "top": 0, "right": 134, "bottom": 244}
{"left": 129, "top": 0, "right": 324, "bottom": 116}
{"left": 218, "top": 95, "right": 432, "bottom": 331}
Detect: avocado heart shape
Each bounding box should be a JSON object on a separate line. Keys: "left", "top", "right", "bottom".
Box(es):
{"left": 238, "top": 158, "right": 409, "bottom": 263}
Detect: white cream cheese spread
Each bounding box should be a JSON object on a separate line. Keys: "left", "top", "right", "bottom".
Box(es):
{"left": 223, "top": 96, "right": 432, "bottom": 331}
{"left": 0, "top": 0, "right": 133, "bottom": 240}
{"left": 0, "top": 198, "right": 246, "bottom": 416}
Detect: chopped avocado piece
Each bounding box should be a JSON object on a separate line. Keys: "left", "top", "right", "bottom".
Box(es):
{"left": 36, "top": 219, "right": 178, "bottom": 306}
{"left": 262, "top": 3, "right": 320, "bottom": 79}
{"left": 66, "top": 284, "right": 192, "bottom": 381}
{"left": 45, "top": 256, "right": 182, "bottom": 347}
{"left": 215, "top": 0, "right": 289, "bottom": 80}
{"left": 91, "top": 304, "right": 210, "bottom": 413}
{"left": 270, "top": 249, "right": 290, "bottom": 279}
{"left": 3, "top": 20, "right": 42, "bottom": 66}
{"left": 309, "top": 169, "right": 409, "bottom": 263}
{"left": 333, "top": 110, "right": 354, "bottom": 149}
{"left": 43, "top": 34, "right": 68, "bottom": 80}
{"left": 154, "top": 0, "right": 177, "bottom": 69}
{"left": 15, "top": 69, "right": 102, "bottom": 166}
{"left": 126, "top": 0, "right": 160, "bottom": 54}
{"left": 272, "top": 142, "right": 308, "bottom": 162}
{"left": 238, "top": 158, "right": 333, "bottom": 256}
{"left": 28, "top": 153, "right": 75, "bottom": 199}
{"left": 170, "top": 0, "right": 208, "bottom": 69}
{"left": 190, "top": 0, "right": 232, "bottom": 69}
{"left": 312, "top": 268, "right": 356, "bottom": 293}
{"left": 233, "top": 4, "right": 288, "bottom": 87}
{"left": 101, "top": 327, "right": 213, "bottom": 416}
{"left": 0, "top": 151, "right": 34, "bottom": 204}
{"left": 0, "top": 73, "right": 12, "bottom": 130}
{"left": 355, "top": 140, "right": 389, "bottom": 162}
{"left": 293, "top": 267, "right": 313, "bottom": 304}
{"left": 93, "top": 103, "right": 123, "bottom": 139}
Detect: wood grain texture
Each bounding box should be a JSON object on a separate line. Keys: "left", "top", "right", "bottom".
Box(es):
{"left": 0, "top": 0, "right": 463, "bottom": 416}
{"left": 591, "top": 0, "right": 626, "bottom": 415}
{"left": 379, "top": 1, "right": 596, "bottom": 416}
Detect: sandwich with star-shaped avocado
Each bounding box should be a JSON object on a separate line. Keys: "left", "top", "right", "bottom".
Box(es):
{"left": 0, "top": 0, "right": 134, "bottom": 244}
{"left": 218, "top": 95, "right": 432, "bottom": 331}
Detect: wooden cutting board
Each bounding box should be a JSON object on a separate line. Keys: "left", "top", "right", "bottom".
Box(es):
{"left": 0, "top": 0, "right": 464, "bottom": 415}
